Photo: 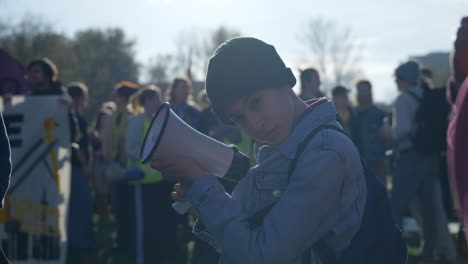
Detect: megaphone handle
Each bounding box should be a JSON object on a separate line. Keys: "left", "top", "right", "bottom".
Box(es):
{"left": 172, "top": 201, "right": 192, "bottom": 215}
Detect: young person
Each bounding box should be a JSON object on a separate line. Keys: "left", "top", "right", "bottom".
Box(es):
{"left": 66, "top": 82, "right": 96, "bottom": 264}
{"left": 151, "top": 37, "right": 406, "bottom": 263}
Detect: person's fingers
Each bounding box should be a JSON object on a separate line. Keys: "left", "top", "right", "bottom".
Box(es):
{"left": 173, "top": 183, "right": 188, "bottom": 199}
{"left": 171, "top": 191, "right": 186, "bottom": 202}
{"left": 174, "top": 183, "right": 187, "bottom": 195}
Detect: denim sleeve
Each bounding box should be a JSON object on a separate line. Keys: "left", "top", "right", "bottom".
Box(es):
{"left": 187, "top": 148, "right": 345, "bottom": 263}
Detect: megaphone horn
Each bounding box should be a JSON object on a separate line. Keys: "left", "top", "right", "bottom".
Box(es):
{"left": 140, "top": 102, "right": 250, "bottom": 214}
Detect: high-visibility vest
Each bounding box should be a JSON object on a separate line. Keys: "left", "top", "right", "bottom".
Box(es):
{"left": 128, "top": 118, "right": 163, "bottom": 184}
{"left": 106, "top": 110, "right": 129, "bottom": 162}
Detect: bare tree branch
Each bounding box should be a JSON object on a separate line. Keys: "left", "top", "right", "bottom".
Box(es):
{"left": 299, "top": 18, "right": 363, "bottom": 92}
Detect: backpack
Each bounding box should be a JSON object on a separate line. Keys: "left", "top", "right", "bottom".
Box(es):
{"left": 407, "top": 87, "right": 450, "bottom": 154}
{"left": 246, "top": 125, "right": 407, "bottom": 264}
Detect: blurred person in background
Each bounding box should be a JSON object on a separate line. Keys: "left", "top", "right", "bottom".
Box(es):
{"left": 298, "top": 68, "right": 324, "bottom": 101}
{"left": 166, "top": 77, "right": 200, "bottom": 263}
{"left": 390, "top": 61, "right": 438, "bottom": 264}
{"left": 332, "top": 85, "right": 359, "bottom": 142}
{"left": 0, "top": 111, "right": 12, "bottom": 263}
{"left": 89, "top": 101, "right": 116, "bottom": 216}
{"left": 88, "top": 102, "right": 116, "bottom": 262}
{"left": 102, "top": 81, "right": 139, "bottom": 264}
{"left": 66, "top": 82, "right": 96, "bottom": 264}
{"left": 419, "top": 68, "right": 455, "bottom": 220}
{"left": 354, "top": 80, "right": 391, "bottom": 185}
{"left": 167, "top": 77, "right": 201, "bottom": 130}
{"left": 125, "top": 86, "right": 179, "bottom": 264}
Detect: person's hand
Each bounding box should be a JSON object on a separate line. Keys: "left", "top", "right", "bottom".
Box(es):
{"left": 171, "top": 183, "right": 200, "bottom": 218}
{"left": 150, "top": 155, "right": 207, "bottom": 186}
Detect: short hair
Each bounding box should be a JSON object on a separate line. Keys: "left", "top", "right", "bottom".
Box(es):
{"left": 356, "top": 79, "right": 372, "bottom": 90}
{"left": 67, "top": 82, "right": 88, "bottom": 99}
{"left": 300, "top": 68, "right": 319, "bottom": 85}
{"left": 27, "top": 58, "right": 58, "bottom": 82}
{"left": 138, "top": 85, "right": 161, "bottom": 106}
{"left": 332, "top": 85, "right": 349, "bottom": 97}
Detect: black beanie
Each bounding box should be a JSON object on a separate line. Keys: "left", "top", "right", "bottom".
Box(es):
{"left": 205, "top": 37, "right": 296, "bottom": 125}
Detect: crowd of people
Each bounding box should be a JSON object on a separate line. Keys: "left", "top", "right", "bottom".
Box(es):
{"left": 0, "top": 16, "right": 467, "bottom": 264}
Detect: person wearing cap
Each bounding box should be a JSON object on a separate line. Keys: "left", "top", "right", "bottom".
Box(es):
{"left": 390, "top": 61, "right": 439, "bottom": 263}
{"left": 447, "top": 16, "right": 468, "bottom": 251}
{"left": 151, "top": 37, "right": 406, "bottom": 263}
{"left": 331, "top": 85, "right": 359, "bottom": 142}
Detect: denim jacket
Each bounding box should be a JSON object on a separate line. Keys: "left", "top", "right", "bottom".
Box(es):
{"left": 187, "top": 100, "right": 367, "bottom": 263}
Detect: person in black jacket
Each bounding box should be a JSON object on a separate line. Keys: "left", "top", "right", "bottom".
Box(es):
{"left": 0, "top": 112, "right": 11, "bottom": 263}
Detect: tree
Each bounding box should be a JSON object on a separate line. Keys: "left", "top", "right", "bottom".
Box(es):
{"left": 0, "top": 17, "right": 77, "bottom": 82}
{"left": 298, "top": 18, "right": 363, "bottom": 91}
{"left": 146, "top": 26, "right": 240, "bottom": 84}
{"left": 0, "top": 17, "right": 140, "bottom": 119}
{"left": 203, "top": 26, "right": 241, "bottom": 62}
{"left": 147, "top": 54, "right": 174, "bottom": 85}
{"left": 72, "top": 28, "right": 140, "bottom": 118}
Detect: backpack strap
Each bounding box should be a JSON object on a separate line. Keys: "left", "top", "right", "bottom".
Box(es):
{"left": 288, "top": 125, "right": 348, "bottom": 264}
{"left": 246, "top": 124, "right": 350, "bottom": 264}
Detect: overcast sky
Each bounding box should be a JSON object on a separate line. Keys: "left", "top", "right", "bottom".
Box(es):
{"left": 1, "top": 0, "right": 466, "bottom": 103}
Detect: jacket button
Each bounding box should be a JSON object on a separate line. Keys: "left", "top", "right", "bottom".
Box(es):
{"left": 273, "top": 189, "right": 281, "bottom": 198}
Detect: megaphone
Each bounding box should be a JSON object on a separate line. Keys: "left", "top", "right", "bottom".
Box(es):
{"left": 140, "top": 102, "right": 250, "bottom": 214}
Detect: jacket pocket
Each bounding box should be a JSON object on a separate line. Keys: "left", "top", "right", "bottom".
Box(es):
{"left": 249, "top": 170, "right": 288, "bottom": 210}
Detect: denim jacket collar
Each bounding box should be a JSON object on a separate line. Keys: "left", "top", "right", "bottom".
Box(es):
{"left": 273, "top": 99, "right": 337, "bottom": 159}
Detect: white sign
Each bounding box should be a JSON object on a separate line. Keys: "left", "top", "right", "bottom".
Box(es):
{"left": 0, "top": 96, "right": 71, "bottom": 264}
